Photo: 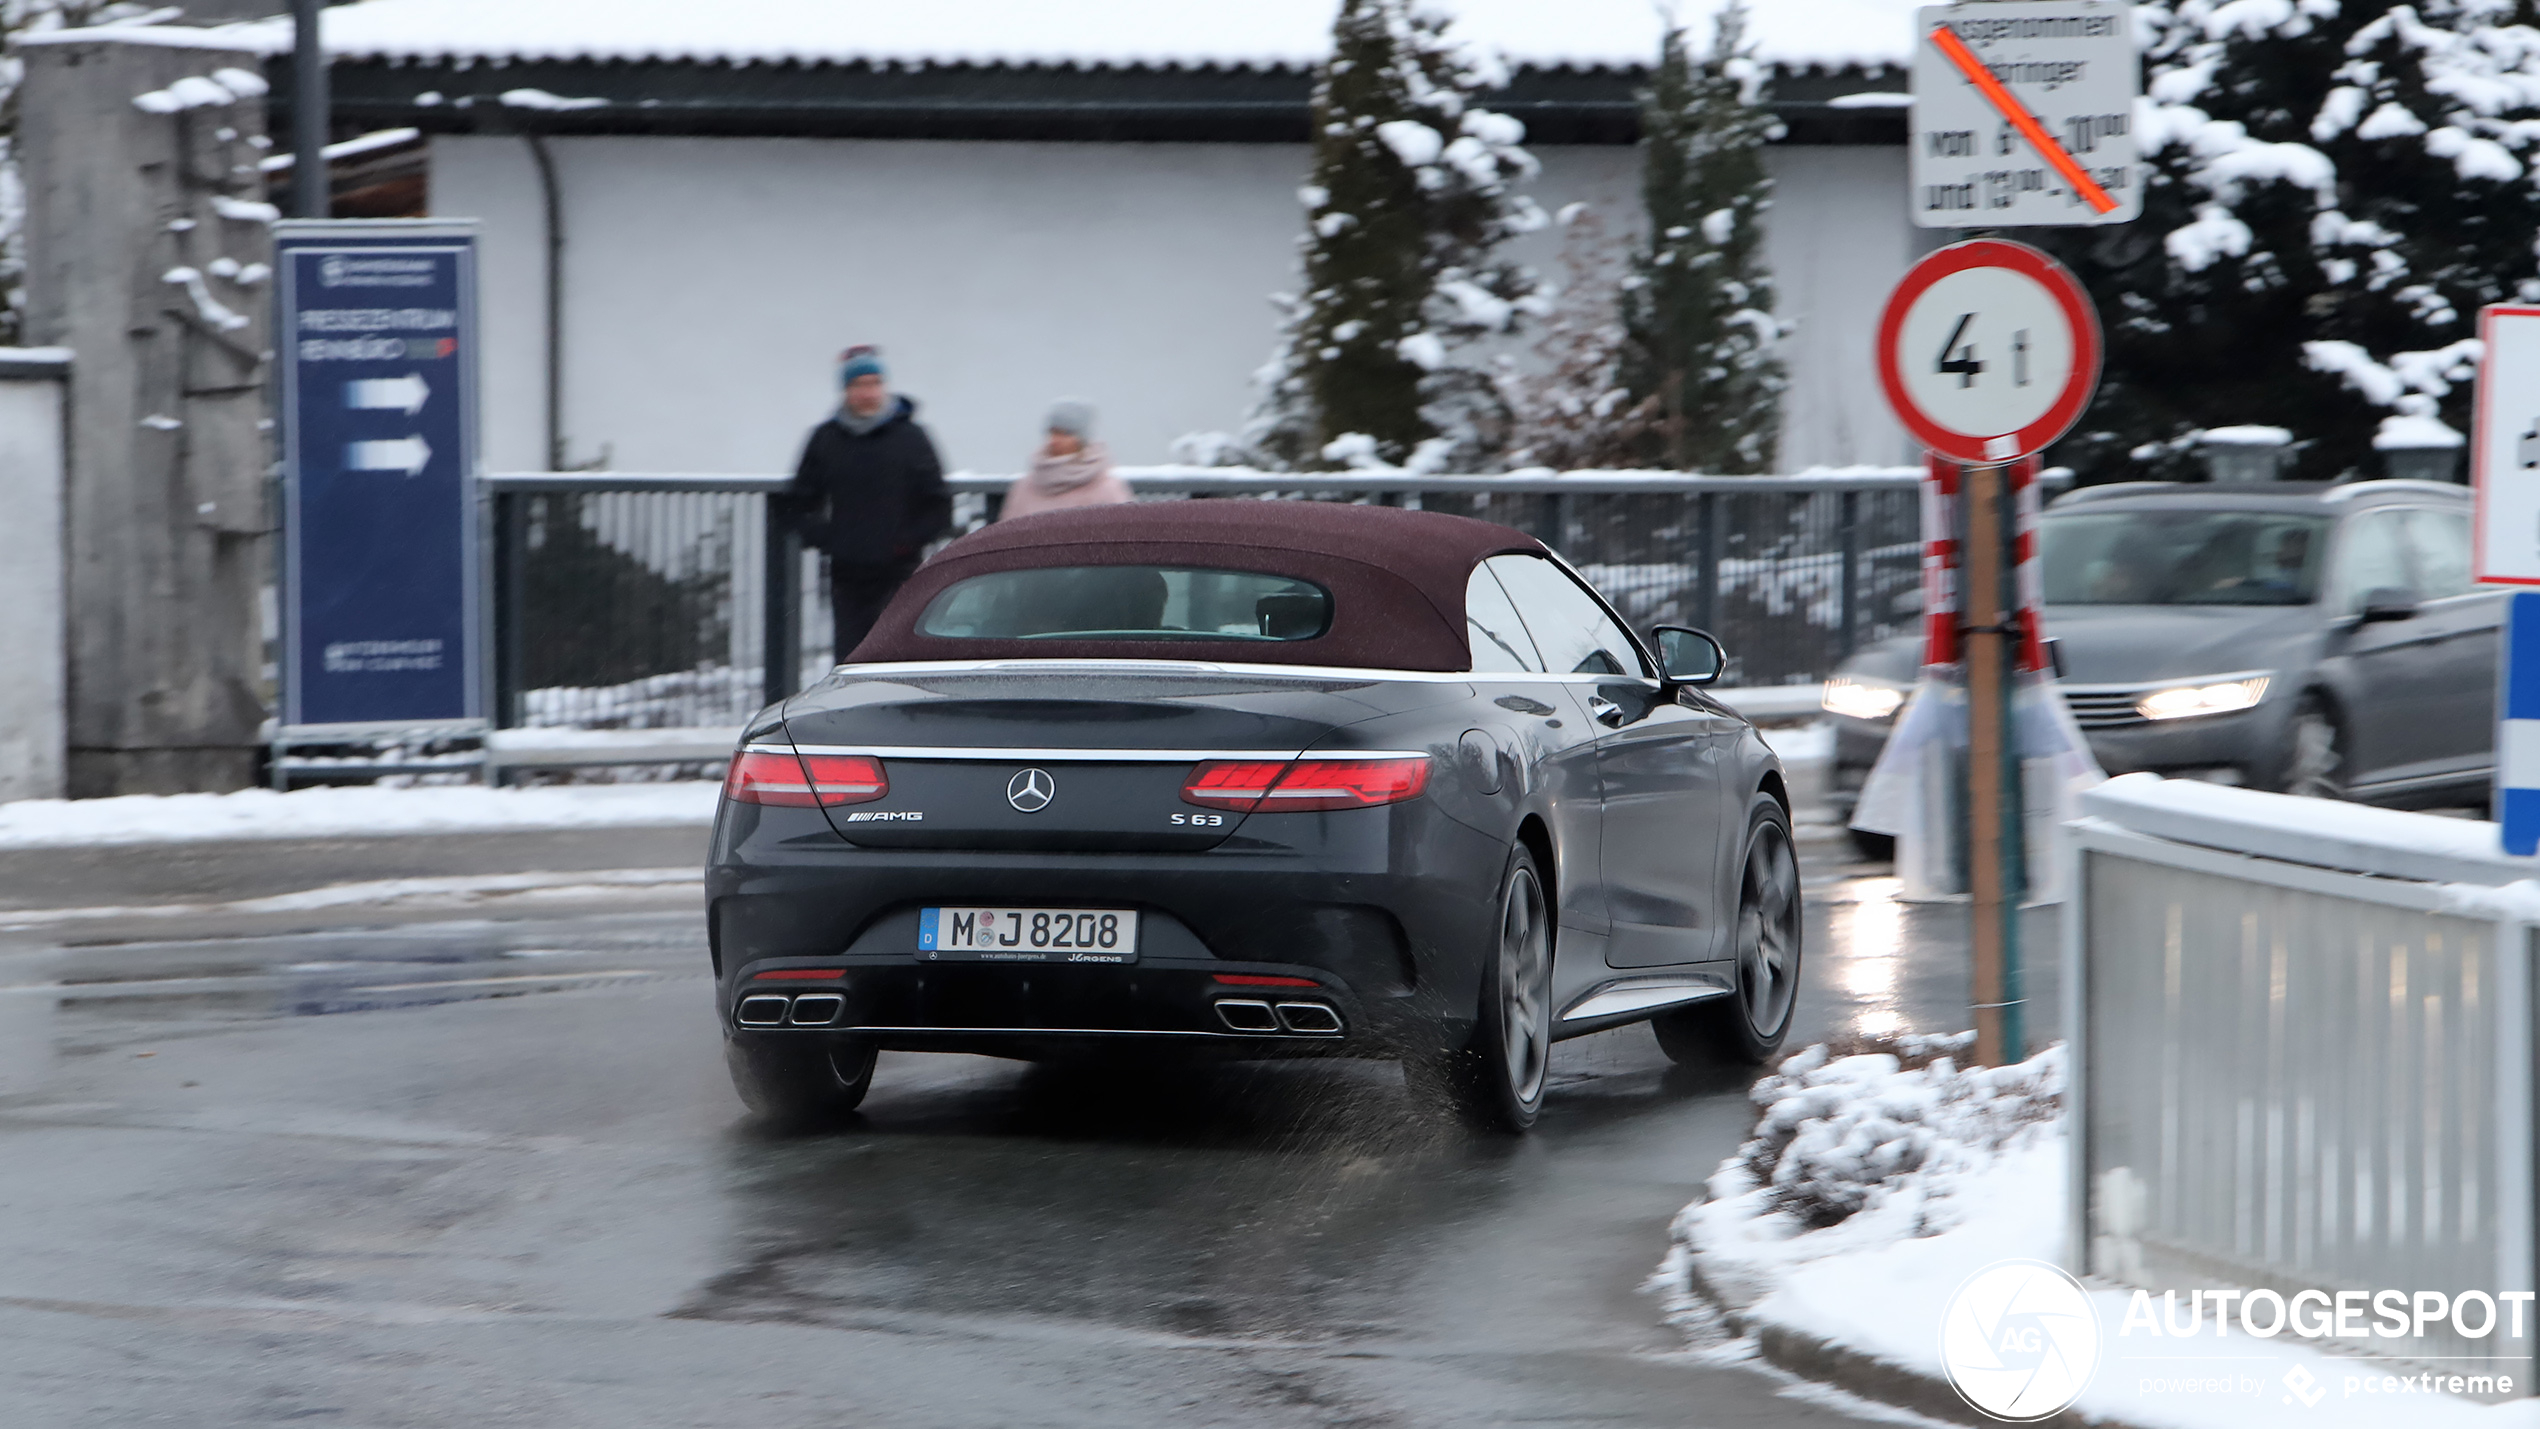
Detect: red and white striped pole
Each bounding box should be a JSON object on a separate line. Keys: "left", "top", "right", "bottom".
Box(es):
{"left": 1921, "top": 454, "right": 1961, "bottom": 671}
{"left": 2010, "top": 453, "right": 2048, "bottom": 675}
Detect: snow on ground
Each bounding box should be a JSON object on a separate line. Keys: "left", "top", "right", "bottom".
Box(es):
{"left": 75, "top": 0, "right": 1929, "bottom": 73}
{"left": 1667, "top": 1040, "right": 2540, "bottom": 1428}
{"left": 521, "top": 665, "right": 765, "bottom": 730}
{"left": 0, "top": 782, "right": 719, "bottom": 850}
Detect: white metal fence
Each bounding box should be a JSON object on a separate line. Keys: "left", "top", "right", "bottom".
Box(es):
{"left": 2066, "top": 776, "right": 2538, "bottom": 1388}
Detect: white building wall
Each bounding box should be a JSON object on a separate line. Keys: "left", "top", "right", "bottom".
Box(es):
{"left": 431, "top": 133, "right": 1918, "bottom": 477}
{"left": 0, "top": 363, "right": 69, "bottom": 802}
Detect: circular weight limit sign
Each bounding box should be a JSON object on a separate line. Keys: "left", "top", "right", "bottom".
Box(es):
{"left": 1878, "top": 240, "right": 2102, "bottom": 465}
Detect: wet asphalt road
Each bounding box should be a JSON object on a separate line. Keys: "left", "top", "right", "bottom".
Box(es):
{"left": 0, "top": 831, "right": 2057, "bottom": 1428}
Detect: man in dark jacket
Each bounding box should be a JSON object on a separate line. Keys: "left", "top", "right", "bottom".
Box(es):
{"left": 787, "top": 346, "right": 952, "bottom": 659}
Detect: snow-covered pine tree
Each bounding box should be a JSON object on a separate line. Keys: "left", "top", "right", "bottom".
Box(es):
{"left": 2042, "top": 0, "right": 2540, "bottom": 482}
{"left": 1616, "top": 1, "right": 1786, "bottom": 474}
{"left": 1248, "top": 0, "right": 1543, "bottom": 471}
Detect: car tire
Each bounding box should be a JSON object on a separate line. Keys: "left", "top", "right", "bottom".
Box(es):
{"left": 724, "top": 1032, "right": 877, "bottom": 1127}
{"left": 1409, "top": 843, "right": 1553, "bottom": 1133}
{"left": 1654, "top": 795, "right": 1802, "bottom": 1067}
{"left": 2285, "top": 698, "right": 2348, "bottom": 800}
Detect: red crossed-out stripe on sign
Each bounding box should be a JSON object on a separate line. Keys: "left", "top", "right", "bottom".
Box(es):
{"left": 1928, "top": 23, "right": 2119, "bottom": 216}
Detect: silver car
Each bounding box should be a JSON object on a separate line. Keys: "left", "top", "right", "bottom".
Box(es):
{"left": 1826, "top": 479, "right": 2497, "bottom": 841}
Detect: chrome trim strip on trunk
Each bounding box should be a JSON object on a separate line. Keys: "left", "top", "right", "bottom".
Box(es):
{"left": 835, "top": 1025, "right": 1269, "bottom": 1038}
{"left": 814, "top": 656, "right": 1636, "bottom": 686}
{"left": 766, "top": 744, "right": 1429, "bottom": 762}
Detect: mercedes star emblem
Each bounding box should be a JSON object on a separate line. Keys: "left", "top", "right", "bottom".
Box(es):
{"left": 1006, "top": 767, "right": 1055, "bottom": 813}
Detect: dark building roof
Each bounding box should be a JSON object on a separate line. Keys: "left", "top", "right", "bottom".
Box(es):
{"left": 273, "top": 57, "right": 1910, "bottom": 146}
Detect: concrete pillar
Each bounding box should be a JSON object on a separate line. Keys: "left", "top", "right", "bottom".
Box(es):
{"left": 0, "top": 351, "right": 71, "bottom": 803}
{"left": 17, "top": 37, "right": 274, "bottom": 796}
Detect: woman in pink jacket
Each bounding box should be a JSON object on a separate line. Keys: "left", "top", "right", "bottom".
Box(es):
{"left": 1000, "top": 400, "right": 1133, "bottom": 520}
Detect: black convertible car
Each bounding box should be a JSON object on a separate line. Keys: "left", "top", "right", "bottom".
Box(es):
{"left": 706, "top": 501, "right": 1797, "bottom": 1131}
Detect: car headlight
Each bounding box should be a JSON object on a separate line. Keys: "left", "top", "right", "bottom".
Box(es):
{"left": 1822, "top": 675, "right": 1908, "bottom": 723}
{"left": 2135, "top": 675, "right": 2270, "bottom": 722}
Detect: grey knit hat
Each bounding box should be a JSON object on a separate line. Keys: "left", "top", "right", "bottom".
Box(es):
{"left": 1046, "top": 399, "right": 1095, "bottom": 437}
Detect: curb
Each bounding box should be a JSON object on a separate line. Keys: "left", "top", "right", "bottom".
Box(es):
{"left": 1751, "top": 1322, "right": 2107, "bottom": 1429}
{"left": 1679, "top": 1253, "right": 2142, "bottom": 1429}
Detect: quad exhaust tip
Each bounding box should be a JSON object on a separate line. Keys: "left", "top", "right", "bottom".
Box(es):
{"left": 788, "top": 993, "right": 845, "bottom": 1026}
{"left": 1214, "top": 999, "right": 1280, "bottom": 1033}
{"left": 736, "top": 994, "right": 790, "bottom": 1027}
{"left": 1213, "top": 999, "right": 1343, "bottom": 1035}
{"left": 1274, "top": 1002, "right": 1343, "bottom": 1035}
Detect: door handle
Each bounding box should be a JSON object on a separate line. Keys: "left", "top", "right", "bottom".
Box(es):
{"left": 1588, "top": 695, "right": 1625, "bottom": 726}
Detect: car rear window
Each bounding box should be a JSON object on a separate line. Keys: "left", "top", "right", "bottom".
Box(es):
{"left": 916, "top": 566, "right": 1333, "bottom": 642}
{"left": 2041, "top": 510, "right": 2330, "bottom": 606}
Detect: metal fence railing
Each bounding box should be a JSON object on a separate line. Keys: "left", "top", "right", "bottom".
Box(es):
{"left": 2068, "top": 778, "right": 2537, "bottom": 1392}
{"left": 481, "top": 466, "right": 1937, "bottom": 729}
{"left": 485, "top": 473, "right": 825, "bottom": 730}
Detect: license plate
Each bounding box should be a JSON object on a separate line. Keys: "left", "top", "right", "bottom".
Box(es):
{"left": 918, "top": 907, "right": 1138, "bottom": 964}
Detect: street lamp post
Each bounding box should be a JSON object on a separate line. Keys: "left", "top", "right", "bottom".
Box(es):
{"left": 291, "top": 0, "right": 327, "bottom": 218}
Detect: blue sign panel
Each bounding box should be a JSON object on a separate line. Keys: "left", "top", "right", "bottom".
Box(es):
{"left": 276, "top": 222, "right": 481, "bottom": 727}
{"left": 2502, "top": 592, "right": 2540, "bottom": 854}
{"left": 2499, "top": 588, "right": 2540, "bottom": 847}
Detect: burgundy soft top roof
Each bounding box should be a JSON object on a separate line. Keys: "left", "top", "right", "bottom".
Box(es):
{"left": 849, "top": 500, "right": 1547, "bottom": 672}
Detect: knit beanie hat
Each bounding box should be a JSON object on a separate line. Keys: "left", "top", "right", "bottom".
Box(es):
{"left": 839, "top": 345, "right": 887, "bottom": 386}
{"left": 1047, "top": 399, "right": 1095, "bottom": 437}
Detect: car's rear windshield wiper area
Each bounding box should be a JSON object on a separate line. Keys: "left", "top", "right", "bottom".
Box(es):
{"left": 918, "top": 566, "right": 1334, "bottom": 641}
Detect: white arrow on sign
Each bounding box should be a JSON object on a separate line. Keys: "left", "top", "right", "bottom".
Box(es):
{"left": 345, "top": 436, "right": 432, "bottom": 476}
{"left": 342, "top": 372, "right": 430, "bottom": 415}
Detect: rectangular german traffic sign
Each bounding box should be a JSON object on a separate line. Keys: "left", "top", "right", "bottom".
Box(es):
{"left": 2500, "top": 592, "right": 2540, "bottom": 853}
{"left": 1912, "top": 2, "right": 2141, "bottom": 228}
{"left": 2473, "top": 304, "right": 2540, "bottom": 585}
{"left": 276, "top": 219, "right": 484, "bottom": 728}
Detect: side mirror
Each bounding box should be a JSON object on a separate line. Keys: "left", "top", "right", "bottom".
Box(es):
{"left": 2357, "top": 586, "right": 2419, "bottom": 623}
{"left": 1651, "top": 625, "right": 1726, "bottom": 686}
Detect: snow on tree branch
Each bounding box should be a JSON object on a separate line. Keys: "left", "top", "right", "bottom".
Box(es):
{"left": 2043, "top": 0, "right": 2540, "bottom": 481}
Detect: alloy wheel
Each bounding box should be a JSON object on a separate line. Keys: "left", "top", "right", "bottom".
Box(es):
{"left": 1497, "top": 864, "right": 1552, "bottom": 1106}
{"left": 1736, "top": 819, "right": 1799, "bottom": 1040}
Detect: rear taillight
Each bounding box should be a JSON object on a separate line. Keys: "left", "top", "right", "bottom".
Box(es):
{"left": 1181, "top": 756, "right": 1429, "bottom": 813}
{"left": 724, "top": 750, "right": 888, "bottom": 807}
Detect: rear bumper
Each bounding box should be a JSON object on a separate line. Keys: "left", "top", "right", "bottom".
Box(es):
{"left": 707, "top": 802, "right": 1503, "bottom": 1057}
{"left": 726, "top": 960, "right": 1369, "bottom": 1059}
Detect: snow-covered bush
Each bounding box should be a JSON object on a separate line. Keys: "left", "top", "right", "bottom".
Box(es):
{"left": 1500, "top": 203, "right": 1667, "bottom": 470}
{"left": 1247, "top": 0, "right": 1545, "bottom": 471}
{"left": 1738, "top": 1032, "right": 2063, "bottom": 1232}
{"left": 1616, "top": 2, "right": 1786, "bottom": 474}
{"left": 2045, "top": 0, "right": 2540, "bottom": 482}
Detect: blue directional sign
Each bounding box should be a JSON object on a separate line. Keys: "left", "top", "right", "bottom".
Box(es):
{"left": 276, "top": 221, "right": 481, "bottom": 727}
{"left": 2502, "top": 591, "right": 2540, "bottom": 854}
